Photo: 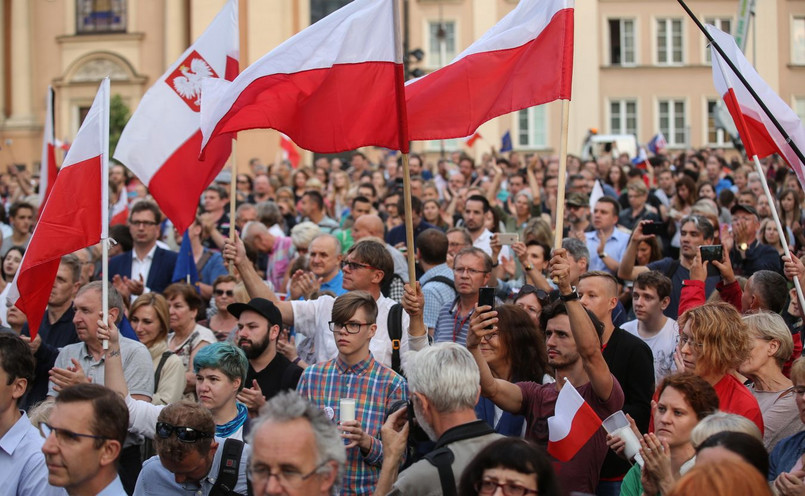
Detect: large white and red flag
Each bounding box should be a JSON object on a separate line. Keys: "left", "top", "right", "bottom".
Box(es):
{"left": 114, "top": 0, "right": 238, "bottom": 232}
{"left": 707, "top": 25, "right": 805, "bottom": 183}
{"left": 9, "top": 79, "right": 109, "bottom": 338}
{"left": 39, "top": 86, "right": 58, "bottom": 207}
{"left": 547, "top": 378, "right": 603, "bottom": 462}
{"left": 199, "top": 0, "right": 409, "bottom": 155}
{"left": 405, "top": 0, "right": 574, "bottom": 141}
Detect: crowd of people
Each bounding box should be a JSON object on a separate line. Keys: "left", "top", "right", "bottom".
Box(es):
{"left": 2, "top": 146, "right": 805, "bottom": 495}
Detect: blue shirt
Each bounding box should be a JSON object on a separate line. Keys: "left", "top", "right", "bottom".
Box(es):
{"left": 321, "top": 270, "right": 348, "bottom": 296}
{"left": 769, "top": 430, "right": 805, "bottom": 481}
{"left": 420, "top": 264, "right": 456, "bottom": 330}
{"left": 585, "top": 229, "right": 630, "bottom": 274}
{"left": 0, "top": 411, "right": 66, "bottom": 496}
{"left": 97, "top": 477, "right": 127, "bottom": 496}
{"left": 199, "top": 250, "right": 229, "bottom": 286}
{"left": 134, "top": 437, "right": 251, "bottom": 495}
{"left": 434, "top": 298, "right": 473, "bottom": 345}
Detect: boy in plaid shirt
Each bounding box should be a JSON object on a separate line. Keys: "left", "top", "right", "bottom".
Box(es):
{"left": 297, "top": 290, "right": 408, "bottom": 495}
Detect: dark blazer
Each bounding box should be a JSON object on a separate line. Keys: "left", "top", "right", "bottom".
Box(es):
{"left": 108, "top": 247, "right": 178, "bottom": 294}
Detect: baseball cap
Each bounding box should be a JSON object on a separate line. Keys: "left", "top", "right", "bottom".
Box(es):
{"left": 565, "top": 192, "right": 589, "bottom": 207}
{"left": 730, "top": 203, "right": 759, "bottom": 218}
{"left": 228, "top": 298, "right": 283, "bottom": 328}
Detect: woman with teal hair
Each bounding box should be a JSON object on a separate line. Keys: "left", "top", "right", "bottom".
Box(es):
{"left": 100, "top": 321, "right": 252, "bottom": 441}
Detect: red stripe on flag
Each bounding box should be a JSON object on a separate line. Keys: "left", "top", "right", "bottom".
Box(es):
{"left": 16, "top": 155, "right": 103, "bottom": 337}
{"left": 406, "top": 8, "right": 573, "bottom": 141}
{"left": 547, "top": 399, "right": 602, "bottom": 462}
{"left": 209, "top": 61, "right": 405, "bottom": 154}
{"left": 722, "top": 88, "right": 780, "bottom": 159}
{"left": 44, "top": 143, "right": 57, "bottom": 200}
{"left": 150, "top": 130, "right": 232, "bottom": 233}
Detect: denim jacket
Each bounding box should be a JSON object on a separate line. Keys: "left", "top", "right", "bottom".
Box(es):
{"left": 769, "top": 430, "right": 805, "bottom": 481}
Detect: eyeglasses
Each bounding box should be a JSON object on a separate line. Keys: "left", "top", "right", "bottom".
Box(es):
{"left": 793, "top": 386, "right": 805, "bottom": 396}
{"left": 679, "top": 334, "right": 703, "bottom": 350}
{"left": 454, "top": 267, "right": 488, "bottom": 276}
{"left": 40, "top": 422, "right": 110, "bottom": 445}
{"left": 214, "top": 289, "right": 235, "bottom": 297}
{"left": 155, "top": 421, "right": 213, "bottom": 443}
{"left": 341, "top": 260, "right": 378, "bottom": 272}
{"left": 130, "top": 220, "right": 158, "bottom": 227}
{"left": 481, "top": 332, "right": 499, "bottom": 342}
{"left": 328, "top": 321, "right": 370, "bottom": 334}
{"left": 475, "top": 479, "right": 538, "bottom": 496}
{"left": 516, "top": 285, "right": 551, "bottom": 306}
{"left": 247, "top": 460, "right": 329, "bottom": 489}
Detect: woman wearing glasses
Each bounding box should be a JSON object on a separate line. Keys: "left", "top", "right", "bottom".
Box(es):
{"left": 468, "top": 304, "right": 551, "bottom": 437}
{"left": 129, "top": 293, "right": 184, "bottom": 406}
{"left": 202, "top": 275, "right": 241, "bottom": 341}
{"left": 769, "top": 358, "right": 805, "bottom": 495}
{"left": 457, "top": 438, "right": 560, "bottom": 496}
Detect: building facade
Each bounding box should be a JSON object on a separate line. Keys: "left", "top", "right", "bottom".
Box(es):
{"left": 0, "top": 0, "right": 803, "bottom": 174}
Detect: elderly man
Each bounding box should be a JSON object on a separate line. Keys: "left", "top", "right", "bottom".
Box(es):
{"left": 248, "top": 391, "right": 345, "bottom": 496}
{"left": 42, "top": 384, "right": 129, "bottom": 495}
{"left": 134, "top": 401, "right": 250, "bottom": 495}
{"left": 728, "top": 203, "right": 783, "bottom": 276}
{"left": 290, "top": 234, "right": 347, "bottom": 299}
{"left": 434, "top": 247, "right": 492, "bottom": 345}
{"left": 241, "top": 220, "right": 295, "bottom": 293}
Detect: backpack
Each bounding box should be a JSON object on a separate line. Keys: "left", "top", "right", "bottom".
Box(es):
{"left": 387, "top": 303, "right": 405, "bottom": 376}
{"left": 421, "top": 275, "right": 455, "bottom": 291}
{"left": 423, "top": 421, "right": 497, "bottom": 496}
{"left": 209, "top": 438, "right": 251, "bottom": 496}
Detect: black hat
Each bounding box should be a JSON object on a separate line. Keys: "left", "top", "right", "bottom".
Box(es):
{"left": 228, "top": 298, "right": 282, "bottom": 328}
{"left": 730, "top": 203, "right": 759, "bottom": 218}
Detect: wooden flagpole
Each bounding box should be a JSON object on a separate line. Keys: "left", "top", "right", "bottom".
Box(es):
{"left": 227, "top": 0, "right": 248, "bottom": 274}
{"left": 553, "top": 99, "right": 571, "bottom": 251}
{"left": 100, "top": 78, "right": 111, "bottom": 349}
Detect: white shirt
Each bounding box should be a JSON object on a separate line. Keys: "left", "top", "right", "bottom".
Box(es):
{"left": 291, "top": 293, "right": 427, "bottom": 371}
{"left": 473, "top": 229, "right": 512, "bottom": 264}
{"left": 622, "top": 317, "right": 679, "bottom": 384}
{"left": 131, "top": 245, "right": 157, "bottom": 294}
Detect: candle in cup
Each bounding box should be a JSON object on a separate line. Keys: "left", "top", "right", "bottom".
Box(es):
{"left": 340, "top": 398, "right": 356, "bottom": 422}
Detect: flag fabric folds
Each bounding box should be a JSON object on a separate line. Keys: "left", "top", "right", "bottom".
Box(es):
{"left": 463, "top": 132, "right": 482, "bottom": 148}
{"left": 280, "top": 134, "right": 301, "bottom": 168}
{"left": 547, "top": 378, "right": 603, "bottom": 462}
{"left": 114, "top": 0, "right": 238, "bottom": 233}
{"left": 9, "top": 79, "right": 109, "bottom": 338}
{"left": 707, "top": 25, "right": 805, "bottom": 184}
{"left": 39, "top": 86, "right": 58, "bottom": 207}
{"left": 405, "top": 0, "right": 574, "bottom": 141}
{"left": 199, "top": 0, "right": 408, "bottom": 155}
{"left": 172, "top": 230, "right": 199, "bottom": 289}
{"left": 646, "top": 133, "right": 667, "bottom": 155}
{"left": 500, "top": 131, "right": 513, "bottom": 153}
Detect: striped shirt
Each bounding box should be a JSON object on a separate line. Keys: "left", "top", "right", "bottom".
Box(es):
{"left": 297, "top": 354, "right": 408, "bottom": 495}
{"left": 434, "top": 297, "right": 473, "bottom": 345}
{"left": 420, "top": 263, "right": 456, "bottom": 330}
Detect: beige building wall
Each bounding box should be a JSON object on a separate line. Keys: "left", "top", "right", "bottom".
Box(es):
{"left": 0, "top": 0, "right": 802, "bottom": 175}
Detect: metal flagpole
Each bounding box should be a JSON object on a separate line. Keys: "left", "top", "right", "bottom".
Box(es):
{"left": 100, "top": 77, "right": 111, "bottom": 350}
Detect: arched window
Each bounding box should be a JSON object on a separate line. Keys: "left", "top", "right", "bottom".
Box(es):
{"left": 76, "top": 0, "right": 126, "bottom": 34}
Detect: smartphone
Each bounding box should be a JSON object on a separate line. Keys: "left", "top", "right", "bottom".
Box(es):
{"left": 700, "top": 245, "right": 723, "bottom": 263}
{"left": 478, "top": 287, "right": 495, "bottom": 310}
{"left": 15, "top": 164, "right": 25, "bottom": 172}
{"left": 642, "top": 222, "right": 665, "bottom": 236}
{"left": 496, "top": 233, "right": 519, "bottom": 245}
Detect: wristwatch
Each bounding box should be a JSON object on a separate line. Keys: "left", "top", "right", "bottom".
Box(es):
{"left": 559, "top": 287, "right": 580, "bottom": 302}
{"left": 524, "top": 263, "right": 534, "bottom": 271}
{"left": 739, "top": 242, "right": 749, "bottom": 251}
{"left": 599, "top": 252, "right": 608, "bottom": 259}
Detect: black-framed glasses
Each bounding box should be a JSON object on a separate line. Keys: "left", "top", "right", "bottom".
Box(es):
{"left": 130, "top": 220, "right": 158, "bottom": 227}
{"left": 328, "top": 321, "right": 371, "bottom": 334}
{"left": 475, "top": 479, "right": 538, "bottom": 496}
{"left": 516, "top": 285, "right": 551, "bottom": 306}
{"left": 454, "top": 267, "right": 488, "bottom": 276}
{"left": 341, "top": 260, "right": 378, "bottom": 272}
{"left": 214, "top": 289, "right": 234, "bottom": 297}
{"left": 247, "top": 460, "right": 329, "bottom": 488}
{"left": 155, "top": 421, "right": 213, "bottom": 443}
{"left": 40, "top": 422, "right": 110, "bottom": 445}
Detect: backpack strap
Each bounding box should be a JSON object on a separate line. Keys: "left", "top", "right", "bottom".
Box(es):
{"left": 209, "top": 438, "right": 246, "bottom": 496}
{"left": 664, "top": 260, "right": 681, "bottom": 280}
{"left": 153, "top": 350, "right": 173, "bottom": 388}
{"left": 424, "top": 448, "right": 457, "bottom": 496}
{"left": 196, "top": 250, "right": 213, "bottom": 274}
{"left": 387, "top": 303, "right": 404, "bottom": 375}
{"left": 421, "top": 275, "right": 455, "bottom": 290}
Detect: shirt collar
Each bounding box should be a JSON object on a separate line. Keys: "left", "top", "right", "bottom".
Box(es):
{"left": 96, "top": 476, "right": 126, "bottom": 496}
{"left": 132, "top": 245, "right": 157, "bottom": 263}
{"left": 0, "top": 412, "right": 32, "bottom": 455}
{"left": 336, "top": 354, "right": 374, "bottom": 375}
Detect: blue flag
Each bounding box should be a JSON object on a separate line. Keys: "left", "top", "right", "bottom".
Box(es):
{"left": 118, "top": 314, "right": 138, "bottom": 341}
{"left": 171, "top": 230, "right": 199, "bottom": 290}
{"left": 500, "top": 130, "right": 513, "bottom": 153}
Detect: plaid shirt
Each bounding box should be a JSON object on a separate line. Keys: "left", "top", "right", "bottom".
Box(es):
{"left": 297, "top": 354, "right": 408, "bottom": 495}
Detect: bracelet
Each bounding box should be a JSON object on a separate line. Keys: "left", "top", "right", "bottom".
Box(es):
{"left": 292, "top": 356, "right": 301, "bottom": 365}
{"left": 491, "top": 262, "right": 499, "bottom": 268}
{"left": 108, "top": 349, "right": 121, "bottom": 358}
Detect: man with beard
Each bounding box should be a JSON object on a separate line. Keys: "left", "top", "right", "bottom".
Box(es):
{"left": 229, "top": 298, "right": 302, "bottom": 416}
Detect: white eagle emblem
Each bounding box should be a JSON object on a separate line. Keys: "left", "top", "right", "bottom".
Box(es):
{"left": 166, "top": 51, "right": 219, "bottom": 112}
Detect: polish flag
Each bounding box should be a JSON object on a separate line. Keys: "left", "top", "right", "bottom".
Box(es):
{"left": 406, "top": 0, "right": 574, "bottom": 141}
{"left": 463, "top": 132, "right": 482, "bottom": 148}
{"left": 109, "top": 190, "right": 128, "bottom": 226}
{"left": 707, "top": 25, "right": 805, "bottom": 184}
{"left": 9, "top": 79, "right": 109, "bottom": 338}
{"left": 200, "top": 0, "right": 409, "bottom": 155}
{"left": 547, "top": 378, "right": 603, "bottom": 462}
{"left": 39, "top": 86, "right": 58, "bottom": 207}
{"left": 114, "top": 0, "right": 238, "bottom": 233}
{"left": 280, "top": 133, "right": 301, "bottom": 168}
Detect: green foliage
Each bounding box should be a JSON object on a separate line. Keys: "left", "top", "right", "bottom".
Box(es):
{"left": 109, "top": 94, "right": 130, "bottom": 157}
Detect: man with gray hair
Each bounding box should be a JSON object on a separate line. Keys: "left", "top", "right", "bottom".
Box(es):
{"left": 248, "top": 391, "right": 345, "bottom": 496}
{"left": 377, "top": 343, "right": 503, "bottom": 495}
{"left": 242, "top": 220, "right": 295, "bottom": 292}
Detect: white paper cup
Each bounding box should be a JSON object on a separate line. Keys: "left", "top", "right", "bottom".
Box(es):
{"left": 603, "top": 410, "right": 644, "bottom": 468}
{"left": 340, "top": 398, "right": 356, "bottom": 423}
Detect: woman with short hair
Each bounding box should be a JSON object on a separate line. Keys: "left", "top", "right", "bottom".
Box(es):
{"left": 458, "top": 438, "right": 560, "bottom": 496}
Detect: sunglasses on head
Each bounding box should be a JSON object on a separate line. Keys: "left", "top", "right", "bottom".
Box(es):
{"left": 515, "top": 285, "right": 551, "bottom": 305}
{"left": 155, "top": 421, "right": 213, "bottom": 443}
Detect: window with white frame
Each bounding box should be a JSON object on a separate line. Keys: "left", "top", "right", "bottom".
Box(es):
{"left": 795, "top": 97, "right": 805, "bottom": 123}
{"left": 658, "top": 99, "right": 686, "bottom": 146}
{"left": 427, "top": 20, "right": 456, "bottom": 69}
{"left": 424, "top": 139, "right": 460, "bottom": 153}
{"left": 704, "top": 17, "right": 732, "bottom": 62}
{"left": 707, "top": 99, "right": 730, "bottom": 147}
{"left": 517, "top": 106, "right": 548, "bottom": 149}
{"left": 608, "top": 19, "right": 636, "bottom": 66}
{"left": 793, "top": 18, "right": 805, "bottom": 64}
{"left": 656, "top": 18, "right": 683, "bottom": 64}
{"left": 609, "top": 99, "right": 638, "bottom": 137}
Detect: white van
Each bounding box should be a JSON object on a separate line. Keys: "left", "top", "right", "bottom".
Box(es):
{"left": 580, "top": 134, "right": 638, "bottom": 161}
